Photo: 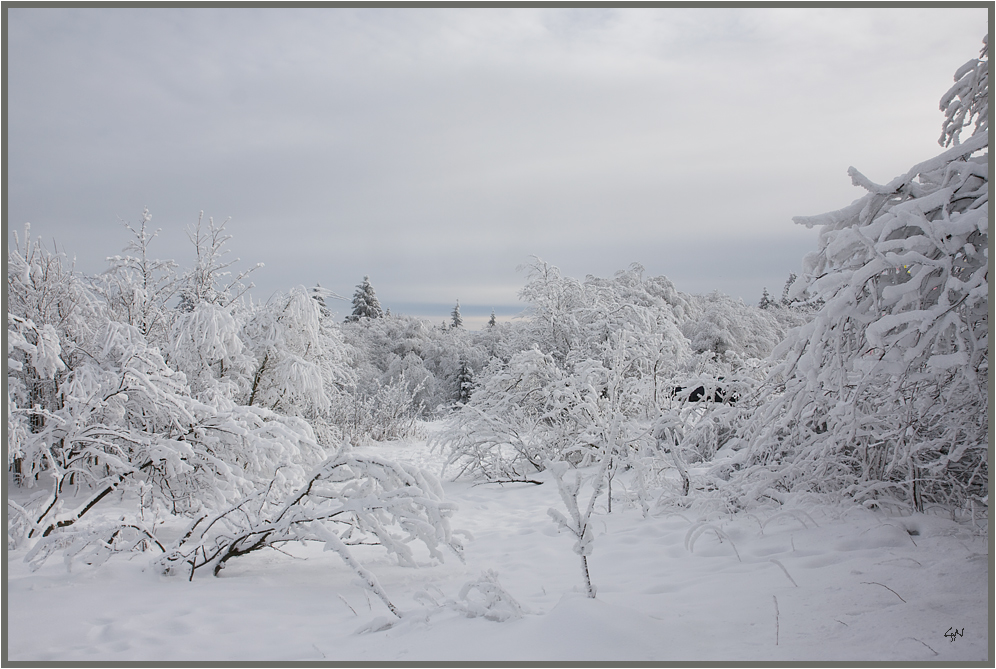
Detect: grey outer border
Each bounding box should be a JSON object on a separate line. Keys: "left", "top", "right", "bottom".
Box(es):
{"left": 2, "top": 1, "right": 992, "bottom": 668}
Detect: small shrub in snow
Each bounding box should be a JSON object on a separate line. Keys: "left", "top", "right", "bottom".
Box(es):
{"left": 416, "top": 570, "right": 525, "bottom": 622}
{"left": 453, "top": 570, "right": 524, "bottom": 621}
{"left": 547, "top": 458, "right": 610, "bottom": 598}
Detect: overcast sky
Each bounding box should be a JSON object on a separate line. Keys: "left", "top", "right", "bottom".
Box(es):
{"left": 6, "top": 6, "right": 989, "bottom": 328}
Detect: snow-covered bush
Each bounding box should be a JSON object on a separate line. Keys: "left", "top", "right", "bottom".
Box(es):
{"left": 452, "top": 570, "right": 524, "bottom": 621}
{"left": 240, "top": 286, "right": 352, "bottom": 446}
{"left": 385, "top": 351, "right": 439, "bottom": 411}
{"left": 654, "top": 371, "right": 761, "bottom": 497}
{"left": 562, "top": 332, "right": 667, "bottom": 505}
{"left": 435, "top": 348, "right": 574, "bottom": 481}
{"left": 167, "top": 300, "right": 255, "bottom": 402}
{"left": 439, "top": 260, "right": 788, "bottom": 487}
{"left": 157, "top": 450, "right": 462, "bottom": 617}
{"left": 680, "top": 291, "right": 786, "bottom": 361}
{"left": 164, "top": 215, "right": 264, "bottom": 404}
{"left": 12, "top": 314, "right": 325, "bottom": 548}
{"left": 334, "top": 372, "right": 427, "bottom": 445}
{"left": 436, "top": 331, "right": 660, "bottom": 487}
{"left": 414, "top": 569, "right": 525, "bottom": 622}
{"left": 518, "top": 259, "right": 695, "bottom": 391}
{"left": 7, "top": 212, "right": 459, "bottom": 592}
{"left": 730, "top": 37, "right": 989, "bottom": 513}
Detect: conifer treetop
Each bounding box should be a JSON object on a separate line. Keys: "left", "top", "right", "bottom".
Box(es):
{"left": 348, "top": 275, "right": 383, "bottom": 322}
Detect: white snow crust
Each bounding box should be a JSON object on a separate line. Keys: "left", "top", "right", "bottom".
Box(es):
{"left": 6, "top": 426, "right": 989, "bottom": 662}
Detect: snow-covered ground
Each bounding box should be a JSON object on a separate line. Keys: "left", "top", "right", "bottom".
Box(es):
{"left": 6, "top": 427, "right": 989, "bottom": 662}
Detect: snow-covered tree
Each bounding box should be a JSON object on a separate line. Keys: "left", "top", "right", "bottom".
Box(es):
{"left": 6, "top": 226, "right": 328, "bottom": 548}
{"left": 340, "top": 310, "right": 494, "bottom": 418}
{"left": 7, "top": 225, "right": 96, "bottom": 486}
{"left": 310, "top": 283, "right": 328, "bottom": 315}
{"left": 7, "top": 314, "right": 66, "bottom": 489}
{"left": 939, "top": 35, "right": 989, "bottom": 147}
{"left": 166, "top": 214, "right": 262, "bottom": 403}
{"left": 730, "top": 37, "right": 989, "bottom": 512}
{"left": 517, "top": 259, "right": 590, "bottom": 366}
{"left": 451, "top": 300, "right": 463, "bottom": 329}
{"left": 440, "top": 260, "right": 789, "bottom": 492}
{"left": 10, "top": 309, "right": 327, "bottom": 558}
{"left": 454, "top": 359, "right": 474, "bottom": 405}
{"left": 95, "top": 209, "right": 179, "bottom": 346}
{"left": 166, "top": 300, "right": 255, "bottom": 402}
{"left": 176, "top": 212, "right": 260, "bottom": 311}
{"left": 239, "top": 287, "right": 353, "bottom": 446}
{"left": 780, "top": 273, "right": 797, "bottom": 307}
{"left": 758, "top": 288, "right": 773, "bottom": 310}
{"left": 347, "top": 276, "right": 383, "bottom": 321}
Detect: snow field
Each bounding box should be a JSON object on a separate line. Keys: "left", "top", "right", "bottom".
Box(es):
{"left": 5, "top": 433, "right": 989, "bottom": 662}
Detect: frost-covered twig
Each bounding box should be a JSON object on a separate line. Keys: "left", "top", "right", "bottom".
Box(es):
{"left": 769, "top": 558, "right": 798, "bottom": 587}
{"left": 861, "top": 581, "right": 906, "bottom": 603}
{"left": 761, "top": 510, "right": 819, "bottom": 534}
{"left": 684, "top": 523, "right": 742, "bottom": 562}
{"left": 773, "top": 595, "right": 780, "bottom": 646}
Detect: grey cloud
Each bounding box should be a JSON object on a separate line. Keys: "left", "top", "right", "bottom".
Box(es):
{"left": 6, "top": 7, "right": 988, "bottom": 318}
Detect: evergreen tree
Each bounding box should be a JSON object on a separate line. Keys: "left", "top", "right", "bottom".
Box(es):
{"left": 177, "top": 290, "right": 197, "bottom": 313}
{"left": 488, "top": 309, "right": 498, "bottom": 328}
{"left": 451, "top": 300, "right": 463, "bottom": 329}
{"left": 758, "top": 288, "right": 773, "bottom": 310}
{"left": 310, "top": 283, "right": 329, "bottom": 315}
{"left": 780, "top": 273, "right": 797, "bottom": 306}
{"left": 347, "top": 276, "right": 383, "bottom": 322}
{"left": 455, "top": 359, "right": 474, "bottom": 405}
